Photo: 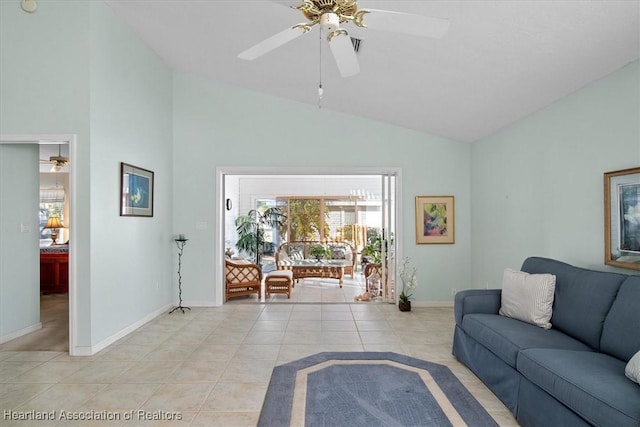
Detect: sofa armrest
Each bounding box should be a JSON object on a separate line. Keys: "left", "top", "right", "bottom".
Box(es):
{"left": 454, "top": 289, "right": 502, "bottom": 326}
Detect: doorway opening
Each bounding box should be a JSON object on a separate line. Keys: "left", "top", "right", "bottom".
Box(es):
{"left": 0, "top": 135, "right": 77, "bottom": 354}
{"left": 218, "top": 168, "right": 401, "bottom": 305}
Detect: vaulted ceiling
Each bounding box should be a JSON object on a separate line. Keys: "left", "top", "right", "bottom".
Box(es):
{"left": 105, "top": 0, "right": 640, "bottom": 143}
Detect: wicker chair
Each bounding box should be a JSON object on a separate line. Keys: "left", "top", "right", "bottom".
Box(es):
{"left": 225, "top": 259, "right": 262, "bottom": 302}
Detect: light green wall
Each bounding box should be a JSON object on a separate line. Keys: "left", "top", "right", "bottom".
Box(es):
{"left": 0, "top": 0, "right": 93, "bottom": 347}
{"left": 1, "top": 0, "right": 174, "bottom": 351}
{"left": 0, "top": 145, "right": 40, "bottom": 340}
{"left": 471, "top": 60, "right": 640, "bottom": 287}
{"left": 89, "top": 2, "right": 174, "bottom": 344}
{"left": 173, "top": 74, "right": 472, "bottom": 303}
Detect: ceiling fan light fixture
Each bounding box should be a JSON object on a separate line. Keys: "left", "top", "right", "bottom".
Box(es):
{"left": 320, "top": 12, "right": 339, "bottom": 31}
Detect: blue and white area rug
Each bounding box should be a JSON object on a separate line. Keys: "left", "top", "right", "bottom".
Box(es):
{"left": 258, "top": 352, "right": 498, "bottom": 427}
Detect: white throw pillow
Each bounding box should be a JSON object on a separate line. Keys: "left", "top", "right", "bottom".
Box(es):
{"left": 626, "top": 350, "right": 640, "bottom": 384}
{"left": 499, "top": 268, "right": 556, "bottom": 329}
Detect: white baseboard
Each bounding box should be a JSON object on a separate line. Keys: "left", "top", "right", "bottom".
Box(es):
{"left": 0, "top": 322, "right": 42, "bottom": 344}
{"left": 76, "top": 304, "right": 172, "bottom": 356}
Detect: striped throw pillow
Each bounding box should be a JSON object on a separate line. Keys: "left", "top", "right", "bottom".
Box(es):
{"left": 499, "top": 268, "right": 556, "bottom": 329}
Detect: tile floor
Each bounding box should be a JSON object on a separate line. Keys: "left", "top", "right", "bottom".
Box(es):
{"left": 0, "top": 279, "right": 519, "bottom": 426}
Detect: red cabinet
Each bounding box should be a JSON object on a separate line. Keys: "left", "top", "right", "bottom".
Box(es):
{"left": 40, "top": 252, "right": 68, "bottom": 294}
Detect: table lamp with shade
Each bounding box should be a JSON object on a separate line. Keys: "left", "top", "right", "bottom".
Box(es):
{"left": 44, "top": 215, "right": 64, "bottom": 245}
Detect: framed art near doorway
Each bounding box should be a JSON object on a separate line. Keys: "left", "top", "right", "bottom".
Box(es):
{"left": 120, "top": 162, "right": 154, "bottom": 217}
{"left": 604, "top": 167, "right": 640, "bottom": 270}
{"left": 415, "top": 195, "right": 455, "bottom": 244}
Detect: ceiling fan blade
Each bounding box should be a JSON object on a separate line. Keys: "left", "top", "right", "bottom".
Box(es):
{"left": 356, "top": 9, "right": 450, "bottom": 39}
{"left": 238, "top": 23, "right": 313, "bottom": 60}
{"left": 328, "top": 29, "right": 360, "bottom": 78}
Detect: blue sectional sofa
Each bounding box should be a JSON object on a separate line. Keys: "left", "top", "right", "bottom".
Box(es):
{"left": 453, "top": 257, "right": 640, "bottom": 426}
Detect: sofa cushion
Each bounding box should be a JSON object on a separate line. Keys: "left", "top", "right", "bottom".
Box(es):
{"left": 499, "top": 268, "right": 556, "bottom": 329}
{"left": 521, "top": 257, "right": 627, "bottom": 350}
{"left": 601, "top": 276, "right": 640, "bottom": 362}
{"left": 518, "top": 349, "right": 640, "bottom": 427}
{"left": 461, "top": 313, "right": 592, "bottom": 368}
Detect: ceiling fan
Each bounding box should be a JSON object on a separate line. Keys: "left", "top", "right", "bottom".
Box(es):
{"left": 40, "top": 145, "right": 69, "bottom": 172}
{"left": 238, "top": 0, "right": 450, "bottom": 77}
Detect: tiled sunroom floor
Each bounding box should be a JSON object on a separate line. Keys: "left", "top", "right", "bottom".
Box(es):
{"left": 0, "top": 277, "right": 518, "bottom": 426}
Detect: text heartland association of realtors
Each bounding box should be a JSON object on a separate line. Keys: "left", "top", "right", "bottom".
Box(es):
{"left": 4, "top": 410, "right": 182, "bottom": 421}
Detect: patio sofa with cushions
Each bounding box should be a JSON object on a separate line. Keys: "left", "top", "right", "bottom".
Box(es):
{"left": 275, "top": 241, "right": 356, "bottom": 285}
{"left": 453, "top": 257, "right": 640, "bottom": 427}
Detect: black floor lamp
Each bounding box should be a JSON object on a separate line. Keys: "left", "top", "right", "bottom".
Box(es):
{"left": 170, "top": 234, "right": 191, "bottom": 314}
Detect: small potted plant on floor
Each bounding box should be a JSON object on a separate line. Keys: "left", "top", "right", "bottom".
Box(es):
{"left": 398, "top": 257, "right": 418, "bottom": 311}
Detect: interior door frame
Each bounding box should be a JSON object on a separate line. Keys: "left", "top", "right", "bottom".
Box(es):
{"left": 216, "top": 166, "right": 403, "bottom": 306}
{"left": 0, "top": 134, "right": 77, "bottom": 354}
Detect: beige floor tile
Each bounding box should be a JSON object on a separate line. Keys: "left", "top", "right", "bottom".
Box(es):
{"left": 356, "top": 320, "right": 394, "bottom": 331}
{"left": 285, "top": 320, "right": 322, "bottom": 331}
{"left": 4, "top": 351, "right": 63, "bottom": 362}
{"left": 98, "top": 345, "right": 158, "bottom": 362}
{"left": 12, "top": 361, "right": 86, "bottom": 383}
{"left": 358, "top": 330, "right": 402, "bottom": 345}
{"left": 17, "top": 383, "right": 106, "bottom": 411}
{"left": 234, "top": 344, "right": 281, "bottom": 361}
{"left": 141, "top": 383, "right": 213, "bottom": 412}
{"left": 250, "top": 320, "right": 288, "bottom": 332}
{"left": 187, "top": 344, "right": 239, "bottom": 362}
{"left": 142, "top": 345, "right": 195, "bottom": 362}
{"left": 219, "top": 359, "right": 275, "bottom": 383}
{"left": 321, "top": 320, "right": 357, "bottom": 331}
{"left": 321, "top": 310, "right": 354, "bottom": 321}
{"left": 257, "top": 311, "right": 291, "bottom": 321}
{"left": 321, "top": 331, "right": 362, "bottom": 344}
{"left": 352, "top": 310, "right": 388, "bottom": 321}
{"left": 0, "top": 383, "right": 53, "bottom": 409}
{"left": 191, "top": 411, "right": 259, "bottom": 427}
{"left": 201, "top": 381, "right": 268, "bottom": 412}
{"left": 169, "top": 361, "right": 226, "bottom": 383}
{"left": 282, "top": 329, "right": 323, "bottom": 345}
{"left": 203, "top": 331, "right": 248, "bottom": 345}
{"left": 0, "top": 361, "right": 42, "bottom": 382}
{"left": 112, "top": 361, "right": 179, "bottom": 384}
{"left": 242, "top": 330, "right": 285, "bottom": 345}
{"left": 289, "top": 311, "right": 322, "bottom": 321}
{"left": 65, "top": 362, "right": 133, "bottom": 384}
{"left": 78, "top": 383, "right": 160, "bottom": 411}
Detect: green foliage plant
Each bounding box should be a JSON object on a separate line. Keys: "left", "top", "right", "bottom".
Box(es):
{"left": 235, "top": 206, "right": 286, "bottom": 265}
{"left": 309, "top": 244, "right": 329, "bottom": 260}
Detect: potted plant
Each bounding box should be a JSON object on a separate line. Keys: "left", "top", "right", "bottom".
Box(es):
{"left": 235, "top": 206, "right": 286, "bottom": 265}
{"left": 309, "top": 244, "right": 328, "bottom": 261}
{"left": 398, "top": 257, "right": 418, "bottom": 311}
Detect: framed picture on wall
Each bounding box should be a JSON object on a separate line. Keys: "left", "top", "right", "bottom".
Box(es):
{"left": 120, "top": 162, "right": 154, "bottom": 217}
{"left": 415, "top": 195, "right": 455, "bottom": 244}
{"left": 604, "top": 167, "right": 640, "bottom": 270}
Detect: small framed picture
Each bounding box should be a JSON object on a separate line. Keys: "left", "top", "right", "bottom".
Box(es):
{"left": 415, "top": 195, "right": 455, "bottom": 244}
{"left": 120, "top": 162, "right": 154, "bottom": 217}
{"left": 604, "top": 167, "right": 640, "bottom": 270}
